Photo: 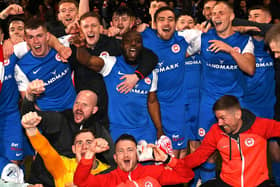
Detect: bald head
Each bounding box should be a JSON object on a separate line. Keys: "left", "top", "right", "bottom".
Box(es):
{"left": 73, "top": 90, "right": 99, "bottom": 124}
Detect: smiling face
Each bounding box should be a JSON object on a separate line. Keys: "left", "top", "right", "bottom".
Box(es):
{"left": 114, "top": 140, "right": 138, "bottom": 172}
{"left": 176, "top": 15, "right": 195, "bottom": 31}
{"left": 155, "top": 9, "right": 176, "bottom": 40}
{"left": 73, "top": 90, "right": 98, "bottom": 124}
{"left": 215, "top": 109, "right": 242, "bottom": 134}
{"left": 58, "top": 2, "right": 78, "bottom": 27}
{"left": 121, "top": 31, "right": 143, "bottom": 62}
{"left": 25, "top": 26, "right": 50, "bottom": 57}
{"left": 211, "top": 2, "right": 234, "bottom": 36}
{"left": 80, "top": 16, "right": 101, "bottom": 47}
{"left": 203, "top": 0, "right": 217, "bottom": 20}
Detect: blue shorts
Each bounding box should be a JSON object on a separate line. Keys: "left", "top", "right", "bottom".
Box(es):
{"left": 110, "top": 124, "right": 157, "bottom": 144}
{"left": 197, "top": 96, "right": 217, "bottom": 140}
{"left": 242, "top": 104, "right": 274, "bottom": 119}
{"left": 0, "top": 112, "right": 34, "bottom": 161}
{"left": 159, "top": 100, "right": 187, "bottom": 150}
{"left": 185, "top": 100, "right": 200, "bottom": 141}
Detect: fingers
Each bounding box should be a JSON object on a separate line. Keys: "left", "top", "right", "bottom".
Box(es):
{"left": 21, "top": 112, "right": 42, "bottom": 128}
{"left": 27, "top": 79, "right": 45, "bottom": 95}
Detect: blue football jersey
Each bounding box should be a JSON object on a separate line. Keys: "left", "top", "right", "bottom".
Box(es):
{"left": 16, "top": 49, "right": 76, "bottom": 111}
{"left": 200, "top": 29, "right": 253, "bottom": 99}
{"left": 0, "top": 55, "right": 20, "bottom": 115}
{"left": 243, "top": 39, "right": 275, "bottom": 117}
{"left": 100, "top": 55, "right": 157, "bottom": 129}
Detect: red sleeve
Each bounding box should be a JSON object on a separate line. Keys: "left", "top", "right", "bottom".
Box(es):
{"left": 253, "top": 118, "right": 280, "bottom": 139}
{"left": 157, "top": 158, "right": 195, "bottom": 185}
{"left": 181, "top": 125, "right": 219, "bottom": 168}
{"left": 74, "top": 158, "right": 108, "bottom": 187}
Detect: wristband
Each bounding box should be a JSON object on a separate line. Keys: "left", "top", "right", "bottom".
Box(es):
{"left": 135, "top": 70, "right": 144, "bottom": 80}
{"left": 163, "top": 154, "right": 171, "bottom": 164}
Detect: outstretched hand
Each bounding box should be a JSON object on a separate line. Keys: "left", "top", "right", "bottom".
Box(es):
{"left": 117, "top": 74, "right": 139, "bottom": 94}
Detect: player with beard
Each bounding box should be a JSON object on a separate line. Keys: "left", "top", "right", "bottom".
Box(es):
{"left": 21, "top": 80, "right": 115, "bottom": 187}
{"left": 74, "top": 134, "right": 194, "bottom": 187}
{"left": 74, "top": 31, "right": 163, "bottom": 144}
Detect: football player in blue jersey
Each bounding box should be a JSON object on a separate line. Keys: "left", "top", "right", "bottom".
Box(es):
{"left": 73, "top": 30, "right": 163, "bottom": 144}
{"left": 139, "top": 6, "right": 201, "bottom": 159}
{"left": 176, "top": 13, "right": 202, "bottom": 187}
{"left": 15, "top": 18, "right": 76, "bottom": 112}
{"left": 195, "top": 1, "right": 255, "bottom": 184}
{"left": 248, "top": 6, "right": 280, "bottom": 185}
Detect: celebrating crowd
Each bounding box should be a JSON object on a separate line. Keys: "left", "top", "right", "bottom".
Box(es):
{"left": 0, "top": 0, "right": 280, "bottom": 186}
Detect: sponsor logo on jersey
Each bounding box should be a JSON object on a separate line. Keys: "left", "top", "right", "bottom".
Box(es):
{"left": 156, "top": 63, "right": 179, "bottom": 73}
{"left": 3, "top": 59, "right": 10, "bottom": 66}
{"left": 256, "top": 61, "right": 273, "bottom": 68}
{"left": 206, "top": 63, "right": 238, "bottom": 70}
{"left": 244, "top": 137, "right": 254, "bottom": 147}
{"left": 55, "top": 53, "right": 62, "bottom": 61}
{"left": 100, "top": 51, "right": 110, "bottom": 57}
{"left": 44, "top": 67, "right": 70, "bottom": 86}
{"left": 171, "top": 44, "right": 180, "bottom": 53}
{"left": 185, "top": 59, "right": 201, "bottom": 65}
{"left": 198, "top": 128, "right": 205, "bottom": 137}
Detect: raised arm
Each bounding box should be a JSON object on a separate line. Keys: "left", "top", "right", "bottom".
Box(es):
{"left": 21, "top": 112, "right": 67, "bottom": 180}
{"left": 79, "top": 0, "right": 90, "bottom": 18}
{"left": 76, "top": 46, "right": 105, "bottom": 72}
{"left": 0, "top": 4, "right": 24, "bottom": 19}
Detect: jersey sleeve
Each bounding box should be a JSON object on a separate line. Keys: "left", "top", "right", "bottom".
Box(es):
{"left": 58, "top": 35, "right": 71, "bottom": 47}
{"left": 14, "top": 42, "right": 29, "bottom": 59}
{"left": 242, "top": 36, "right": 254, "bottom": 55}
{"left": 28, "top": 129, "right": 67, "bottom": 180}
{"left": 150, "top": 70, "right": 158, "bottom": 92}
{"left": 99, "top": 56, "right": 117, "bottom": 77}
{"left": 14, "top": 64, "right": 29, "bottom": 92}
{"left": 178, "top": 29, "right": 202, "bottom": 56}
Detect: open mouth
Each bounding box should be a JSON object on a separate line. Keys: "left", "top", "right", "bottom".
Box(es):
{"left": 128, "top": 48, "right": 137, "bottom": 57}
{"left": 214, "top": 21, "right": 222, "bottom": 26}
{"left": 87, "top": 34, "right": 95, "bottom": 39}
{"left": 65, "top": 18, "right": 73, "bottom": 22}
{"left": 162, "top": 27, "right": 171, "bottom": 32}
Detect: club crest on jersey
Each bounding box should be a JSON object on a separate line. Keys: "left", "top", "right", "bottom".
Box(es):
{"left": 233, "top": 47, "right": 241, "bottom": 53}
{"left": 244, "top": 138, "right": 254, "bottom": 147}
{"left": 144, "top": 77, "right": 151, "bottom": 85}
{"left": 100, "top": 51, "right": 109, "bottom": 57}
{"left": 145, "top": 181, "right": 153, "bottom": 187}
{"left": 171, "top": 44, "right": 180, "bottom": 53}
{"left": 55, "top": 53, "right": 62, "bottom": 61}
{"left": 198, "top": 128, "right": 205, "bottom": 137}
{"left": 3, "top": 59, "right": 10, "bottom": 66}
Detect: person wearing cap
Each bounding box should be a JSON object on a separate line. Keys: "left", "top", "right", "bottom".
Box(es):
{"left": 74, "top": 134, "right": 194, "bottom": 187}
{"left": 21, "top": 79, "right": 115, "bottom": 187}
